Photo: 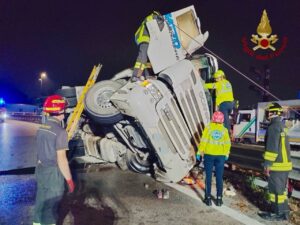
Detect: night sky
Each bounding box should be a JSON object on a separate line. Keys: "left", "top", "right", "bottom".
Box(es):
{"left": 0, "top": 0, "right": 299, "bottom": 107}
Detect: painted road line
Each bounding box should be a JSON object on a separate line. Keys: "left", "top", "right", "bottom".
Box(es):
{"left": 166, "top": 183, "right": 264, "bottom": 225}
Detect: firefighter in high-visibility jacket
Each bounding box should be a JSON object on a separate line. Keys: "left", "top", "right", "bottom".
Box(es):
{"left": 205, "top": 70, "right": 234, "bottom": 133}
{"left": 259, "top": 102, "right": 292, "bottom": 221}
{"left": 131, "top": 11, "right": 164, "bottom": 82}
{"left": 197, "top": 111, "right": 231, "bottom": 206}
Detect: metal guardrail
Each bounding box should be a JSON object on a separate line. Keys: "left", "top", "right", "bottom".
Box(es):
{"left": 8, "top": 112, "right": 42, "bottom": 123}
{"left": 253, "top": 178, "right": 300, "bottom": 199}
{"left": 230, "top": 143, "right": 300, "bottom": 180}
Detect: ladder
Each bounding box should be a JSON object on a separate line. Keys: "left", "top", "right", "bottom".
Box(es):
{"left": 66, "top": 64, "right": 102, "bottom": 140}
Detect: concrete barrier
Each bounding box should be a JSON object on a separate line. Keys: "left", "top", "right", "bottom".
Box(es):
{"left": 8, "top": 112, "right": 42, "bottom": 124}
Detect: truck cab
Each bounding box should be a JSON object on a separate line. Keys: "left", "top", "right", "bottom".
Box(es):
{"left": 64, "top": 6, "right": 218, "bottom": 183}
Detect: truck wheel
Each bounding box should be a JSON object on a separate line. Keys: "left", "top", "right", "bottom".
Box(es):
{"left": 84, "top": 80, "right": 123, "bottom": 125}
{"left": 126, "top": 150, "right": 151, "bottom": 174}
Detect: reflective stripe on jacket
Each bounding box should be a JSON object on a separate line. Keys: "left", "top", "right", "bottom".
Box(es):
{"left": 198, "top": 122, "right": 231, "bottom": 156}
{"left": 263, "top": 117, "right": 292, "bottom": 171}
{"left": 135, "top": 13, "right": 156, "bottom": 45}
{"left": 205, "top": 79, "right": 234, "bottom": 106}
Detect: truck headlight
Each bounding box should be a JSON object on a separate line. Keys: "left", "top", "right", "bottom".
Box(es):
{"left": 147, "top": 85, "right": 163, "bottom": 102}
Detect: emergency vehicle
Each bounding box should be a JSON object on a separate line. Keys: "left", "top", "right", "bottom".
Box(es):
{"left": 232, "top": 99, "right": 300, "bottom": 146}
{"left": 0, "top": 97, "right": 7, "bottom": 123}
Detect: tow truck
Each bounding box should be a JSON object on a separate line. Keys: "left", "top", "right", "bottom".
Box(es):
{"left": 0, "top": 97, "right": 7, "bottom": 123}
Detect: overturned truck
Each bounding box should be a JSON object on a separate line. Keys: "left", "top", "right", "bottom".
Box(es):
{"left": 65, "top": 6, "right": 218, "bottom": 183}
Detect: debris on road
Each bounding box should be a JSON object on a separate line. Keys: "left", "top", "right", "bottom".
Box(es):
{"left": 224, "top": 185, "right": 236, "bottom": 197}
{"left": 163, "top": 189, "right": 170, "bottom": 199}
{"left": 181, "top": 176, "right": 196, "bottom": 185}
{"left": 154, "top": 189, "right": 170, "bottom": 200}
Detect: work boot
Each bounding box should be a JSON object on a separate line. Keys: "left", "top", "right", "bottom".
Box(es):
{"left": 203, "top": 196, "right": 212, "bottom": 206}
{"left": 216, "top": 196, "right": 223, "bottom": 206}
{"left": 258, "top": 211, "right": 289, "bottom": 221}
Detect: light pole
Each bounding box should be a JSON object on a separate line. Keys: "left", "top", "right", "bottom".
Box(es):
{"left": 39, "top": 72, "right": 47, "bottom": 95}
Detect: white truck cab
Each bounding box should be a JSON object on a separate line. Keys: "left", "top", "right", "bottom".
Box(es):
{"left": 63, "top": 5, "right": 218, "bottom": 183}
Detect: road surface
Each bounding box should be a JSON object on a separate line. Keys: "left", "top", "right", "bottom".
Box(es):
{"left": 0, "top": 119, "right": 293, "bottom": 225}
{"left": 0, "top": 119, "right": 39, "bottom": 171}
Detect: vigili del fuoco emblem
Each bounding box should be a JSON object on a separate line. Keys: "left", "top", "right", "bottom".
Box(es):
{"left": 241, "top": 9, "right": 287, "bottom": 60}
{"left": 251, "top": 10, "right": 278, "bottom": 51}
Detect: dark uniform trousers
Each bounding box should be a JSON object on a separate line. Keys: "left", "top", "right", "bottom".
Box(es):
{"left": 33, "top": 163, "right": 65, "bottom": 224}
{"left": 269, "top": 171, "right": 289, "bottom": 214}
{"left": 132, "top": 42, "right": 151, "bottom": 78}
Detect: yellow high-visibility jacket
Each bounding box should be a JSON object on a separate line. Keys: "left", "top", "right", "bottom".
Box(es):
{"left": 135, "top": 13, "right": 157, "bottom": 45}
{"left": 198, "top": 122, "right": 231, "bottom": 156}
{"left": 205, "top": 79, "right": 234, "bottom": 106}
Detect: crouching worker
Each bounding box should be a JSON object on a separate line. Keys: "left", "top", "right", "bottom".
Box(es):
{"left": 197, "top": 111, "right": 231, "bottom": 206}
{"left": 33, "top": 95, "right": 75, "bottom": 225}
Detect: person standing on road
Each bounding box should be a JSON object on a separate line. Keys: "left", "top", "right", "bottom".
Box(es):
{"left": 131, "top": 11, "right": 164, "bottom": 82}
{"left": 259, "top": 102, "right": 292, "bottom": 221}
{"left": 197, "top": 111, "right": 231, "bottom": 206}
{"left": 205, "top": 69, "right": 234, "bottom": 133}
{"left": 33, "top": 95, "right": 75, "bottom": 225}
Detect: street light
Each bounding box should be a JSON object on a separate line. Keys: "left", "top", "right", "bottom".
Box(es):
{"left": 39, "top": 72, "right": 47, "bottom": 94}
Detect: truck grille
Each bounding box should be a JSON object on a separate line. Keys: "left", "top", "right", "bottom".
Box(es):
{"left": 158, "top": 99, "right": 191, "bottom": 159}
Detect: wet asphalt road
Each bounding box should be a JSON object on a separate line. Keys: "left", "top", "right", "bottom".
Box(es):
{"left": 0, "top": 119, "right": 291, "bottom": 225}
{"left": 0, "top": 119, "right": 39, "bottom": 171}
{"left": 0, "top": 164, "right": 243, "bottom": 225}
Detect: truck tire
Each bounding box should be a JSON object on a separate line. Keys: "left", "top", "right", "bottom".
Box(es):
{"left": 126, "top": 150, "right": 151, "bottom": 174}
{"left": 55, "top": 87, "right": 76, "bottom": 98}
{"left": 84, "top": 80, "right": 123, "bottom": 125}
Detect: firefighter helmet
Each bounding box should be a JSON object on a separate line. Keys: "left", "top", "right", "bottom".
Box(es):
{"left": 213, "top": 70, "right": 225, "bottom": 79}
{"left": 266, "top": 102, "right": 283, "bottom": 118}
{"left": 43, "top": 95, "right": 66, "bottom": 114}
{"left": 212, "top": 111, "right": 224, "bottom": 123}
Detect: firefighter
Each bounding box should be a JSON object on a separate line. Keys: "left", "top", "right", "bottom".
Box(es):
{"left": 205, "top": 69, "right": 234, "bottom": 133}
{"left": 258, "top": 102, "right": 292, "bottom": 221}
{"left": 197, "top": 111, "right": 231, "bottom": 206}
{"left": 33, "top": 95, "right": 75, "bottom": 225}
{"left": 131, "top": 11, "right": 164, "bottom": 82}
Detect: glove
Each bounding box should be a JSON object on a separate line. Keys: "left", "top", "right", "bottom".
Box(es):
{"left": 225, "top": 156, "right": 229, "bottom": 161}
{"left": 196, "top": 154, "right": 202, "bottom": 162}
{"left": 66, "top": 179, "right": 75, "bottom": 193}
